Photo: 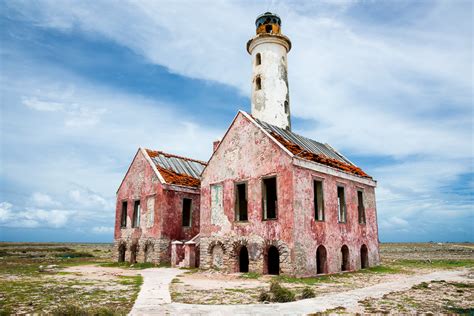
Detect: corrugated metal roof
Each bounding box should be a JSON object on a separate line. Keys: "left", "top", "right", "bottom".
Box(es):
{"left": 255, "top": 118, "right": 353, "bottom": 165}
{"left": 146, "top": 150, "right": 206, "bottom": 180}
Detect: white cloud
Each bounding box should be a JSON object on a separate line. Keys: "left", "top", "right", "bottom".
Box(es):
{"left": 1, "top": 1, "right": 472, "bottom": 241}
{"left": 92, "top": 226, "right": 114, "bottom": 234}
{"left": 31, "top": 192, "right": 61, "bottom": 207}
{"left": 0, "top": 202, "right": 74, "bottom": 228}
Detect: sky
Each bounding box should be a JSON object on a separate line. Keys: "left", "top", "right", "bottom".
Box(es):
{"left": 0, "top": 0, "right": 472, "bottom": 243}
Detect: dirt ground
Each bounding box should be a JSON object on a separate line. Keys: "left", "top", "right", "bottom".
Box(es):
{"left": 0, "top": 242, "right": 143, "bottom": 315}
{"left": 170, "top": 242, "right": 474, "bottom": 313}
{"left": 1, "top": 242, "right": 473, "bottom": 314}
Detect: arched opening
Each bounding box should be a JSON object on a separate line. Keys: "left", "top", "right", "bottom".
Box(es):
{"left": 118, "top": 244, "right": 126, "bottom": 262}
{"left": 239, "top": 246, "right": 249, "bottom": 273}
{"left": 256, "top": 53, "right": 261, "bottom": 66}
{"left": 265, "top": 24, "right": 272, "bottom": 33}
{"left": 255, "top": 76, "right": 262, "bottom": 90}
{"left": 267, "top": 246, "right": 280, "bottom": 275}
{"left": 360, "top": 244, "right": 369, "bottom": 269}
{"left": 144, "top": 243, "right": 153, "bottom": 263}
{"left": 316, "top": 245, "right": 327, "bottom": 274}
{"left": 130, "top": 244, "right": 138, "bottom": 264}
{"left": 211, "top": 245, "right": 224, "bottom": 269}
{"left": 341, "top": 245, "right": 350, "bottom": 271}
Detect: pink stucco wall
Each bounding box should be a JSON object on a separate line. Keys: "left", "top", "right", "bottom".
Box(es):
{"left": 200, "top": 112, "right": 379, "bottom": 276}
{"left": 114, "top": 149, "right": 200, "bottom": 263}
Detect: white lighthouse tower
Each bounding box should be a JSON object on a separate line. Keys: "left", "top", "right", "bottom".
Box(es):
{"left": 247, "top": 12, "right": 292, "bottom": 131}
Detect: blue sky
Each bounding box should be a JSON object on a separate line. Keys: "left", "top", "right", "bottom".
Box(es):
{"left": 0, "top": 1, "right": 472, "bottom": 243}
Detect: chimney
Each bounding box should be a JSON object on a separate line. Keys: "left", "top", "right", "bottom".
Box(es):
{"left": 213, "top": 140, "right": 221, "bottom": 152}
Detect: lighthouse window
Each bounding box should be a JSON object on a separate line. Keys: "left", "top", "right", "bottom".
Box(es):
{"left": 284, "top": 101, "right": 289, "bottom": 114}
{"left": 256, "top": 76, "right": 262, "bottom": 90}
{"left": 256, "top": 53, "right": 261, "bottom": 65}
{"left": 265, "top": 25, "right": 272, "bottom": 33}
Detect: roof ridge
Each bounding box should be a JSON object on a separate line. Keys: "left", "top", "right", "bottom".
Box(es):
{"left": 145, "top": 148, "right": 208, "bottom": 165}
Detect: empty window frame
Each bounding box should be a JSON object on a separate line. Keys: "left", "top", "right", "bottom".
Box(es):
{"left": 262, "top": 177, "right": 277, "bottom": 220}
{"left": 132, "top": 200, "right": 141, "bottom": 228}
{"left": 235, "top": 183, "right": 248, "bottom": 221}
{"left": 120, "top": 201, "right": 128, "bottom": 228}
{"left": 314, "top": 180, "right": 324, "bottom": 221}
{"left": 255, "top": 76, "right": 262, "bottom": 90}
{"left": 256, "top": 53, "right": 262, "bottom": 65}
{"left": 337, "top": 186, "right": 346, "bottom": 223}
{"left": 357, "top": 190, "right": 366, "bottom": 224}
{"left": 182, "top": 198, "right": 192, "bottom": 227}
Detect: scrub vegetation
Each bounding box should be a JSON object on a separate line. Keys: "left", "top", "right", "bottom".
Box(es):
{"left": 0, "top": 243, "right": 141, "bottom": 315}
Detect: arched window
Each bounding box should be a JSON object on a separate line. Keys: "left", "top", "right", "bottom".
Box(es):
{"left": 256, "top": 53, "right": 261, "bottom": 66}
{"left": 360, "top": 244, "right": 369, "bottom": 269}
{"left": 341, "top": 245, "right": 350, "bottom": 271}
{"left": 267, "top": 246, "right": 280, "bottom": 275}
{"left": 255, "top": 76, "right": 262, "bottom": 90}
{"left": 239, "top": 246, "right": 249, "bottom": 273}
{"left": 118, "top": 243, "right": 126, "bottom": 262}
{"left": 316, "top": 245, "right": 327, "bottom": 274}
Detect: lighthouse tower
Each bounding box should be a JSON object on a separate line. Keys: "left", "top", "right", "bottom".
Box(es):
{"left": 247, "top": 12, "right": 292, "bottom": 131}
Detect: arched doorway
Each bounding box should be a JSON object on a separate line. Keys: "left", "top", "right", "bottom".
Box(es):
{"left": 360, "top": 244, "right": 369, "bottom": 269}
{"left": 239, "top": 246, "right": 249, "bottom": 273}
{"left": 144, "top": 242, "right": 153, "bottom": 263}
{"left": 130, "top": 244, "right": 138, "bottom": 264}
{"left": 316, "top": 245, "right": 327, "bottom": 274}
{"left": 211, "top": 245, "right": 224, "bottom": 269}
{"left": 341, "top": 245, "right": 349, "bottom": 271}
{"left": 267, "top": 246, "right": 280, "bottom": 275}
{"left": 118, "top": 244, "right": 126, "bottom": 262}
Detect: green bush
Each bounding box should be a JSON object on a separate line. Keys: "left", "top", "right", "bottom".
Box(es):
{"left": 301, "top": 286, "right": 315, "bottom": 299}
{"left": 269, "top": 280, "right": 295, "bottom": 302}
{"left": 258, "top": 291, "right": 272, "bottom": 302}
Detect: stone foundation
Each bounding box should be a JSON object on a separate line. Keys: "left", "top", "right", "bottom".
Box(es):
{"left": 199, "top": 235, "right": 292, "bottom": 274}
{"left": 113, "top": 237, "right": 171, "bottom": 264}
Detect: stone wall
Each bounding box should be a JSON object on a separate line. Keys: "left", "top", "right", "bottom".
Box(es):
{"left": 112, "top": 237, "right": 171, "bottom": 264}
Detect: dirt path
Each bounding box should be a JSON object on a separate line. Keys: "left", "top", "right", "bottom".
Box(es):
{"left": 129, "top": 268, "right": 183, "bottom": 315}
{"left": 130, "top": 269, "right": 469, "bottom": 315}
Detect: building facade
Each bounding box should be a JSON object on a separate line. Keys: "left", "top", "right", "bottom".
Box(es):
{"left": 198, "top": 13, "right": 379, "bottom": 276}
{"left": 113, "top": 12, "right": 380, "bottom": 276}
{"left": 113, "top": 148, "right": 205, "bottom": 264}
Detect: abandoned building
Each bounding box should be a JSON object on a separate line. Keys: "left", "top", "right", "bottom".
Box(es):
{"left": 113, "top": 148, "right": 205, "bottom": 264}
{"left": 114, "top": 12, "right": 380, "bottom": 276}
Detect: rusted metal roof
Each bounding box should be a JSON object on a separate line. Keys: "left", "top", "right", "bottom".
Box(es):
{"left": 255, "top": 119, "right": 352, "bottom": 164}
{"left": 145, "top": 149, "right": 207, "bottom": 187}
{"left": 254, "top": 118, "right": 370, "bottom": 178}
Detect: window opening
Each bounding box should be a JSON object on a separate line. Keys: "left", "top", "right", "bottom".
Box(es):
{"left": 235, "top": 183, "right": 248, "bottom": 221}
{"left": 182, "top": 198, "right": 192, "bottom": 227}
{"left": 263, "top": 177, "right": 277, "bottom": 219}
{"left": 314, "top": 180, "right": 324, "bottom": 221}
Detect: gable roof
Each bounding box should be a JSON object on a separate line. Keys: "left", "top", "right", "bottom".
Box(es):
{"left": 252, "top": 116, "right": 371, "bottom": 179}
{"left": 145, "top": 149, "right": 207, "bottom": 188}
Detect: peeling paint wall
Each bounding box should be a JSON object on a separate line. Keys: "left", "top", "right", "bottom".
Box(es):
{"left": 200, "top": 112, "right": 379, "bottom": 276}
{"left": 113, "top": 150, "right": 200, "bottom": 264}
{"left": 250, "top": 41, "right": 291, "bottom": 130}
{"left": 292, "top": 165, "right": 380, "bottom": 276}
{"left": 200, "top": 113, "right": 295, "bottom": 273}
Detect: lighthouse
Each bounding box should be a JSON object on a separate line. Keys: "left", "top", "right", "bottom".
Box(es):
{"left": 247, "top": 12, "right": 292, "bottom": 131}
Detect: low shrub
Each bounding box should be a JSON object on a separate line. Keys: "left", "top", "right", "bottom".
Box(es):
{"left": 258, "top": 291, "right": 271, "bottom": 302}
{"left": 269, "top": 280, "right": 295, "bottom": 303}
{"left": 301, "top": 287, "right": 315, "bottom": 299}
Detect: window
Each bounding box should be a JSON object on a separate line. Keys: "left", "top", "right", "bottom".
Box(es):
{"left": 314, "top": 180, "right": 324, "bottom": 221}
{"left": 235, "top": 183, "right": 248, "bottom": 221}
{"left": 256, "top": 53, "right": 261, "bottom": 65}
{"left": 182, "top": 198, "right": 192, "bottom": 227}
{"left": 263, "top": 177, "right": 277, "bottom": 219}
{"left": 265, "top": 24, "right": 272, "bottom": 33}
{"left": 284, "top": 101, "right": 289, "bottom": 114}
{"left": 132, "top": 200, "right": 140, "bottom": 228}
{"left": 337, "top": 186, "right": 346, "bottom": 223}
{"left": 120, "top": 201, "right": 127, "bottom": 228}
{"left": 358, "top": 191, "right": 366, "bottom": 224}
{"left": 255, "top": 76, "right": 262, "bottom": 90}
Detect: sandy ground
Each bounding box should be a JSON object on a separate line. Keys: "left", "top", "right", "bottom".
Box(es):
{"left": 131, "top": 268, "right": 472, "bottom": 315}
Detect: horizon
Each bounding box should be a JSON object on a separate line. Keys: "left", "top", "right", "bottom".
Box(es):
{"left": 0, "top": 1, "right": 472, "bottom": 243}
